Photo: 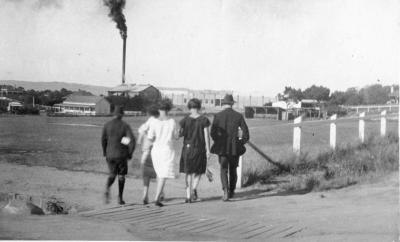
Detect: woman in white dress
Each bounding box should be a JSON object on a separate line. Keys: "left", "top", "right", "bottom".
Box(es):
{"left": 147, "top": 99, "right": 179, "bottom": 207}
{"left": 137, "top": 105, "right": 159, "bottom": 205}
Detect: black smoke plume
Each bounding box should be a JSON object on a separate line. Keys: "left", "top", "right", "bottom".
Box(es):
{"left": 103, "top": 0, "right": 127, "bottom": 39}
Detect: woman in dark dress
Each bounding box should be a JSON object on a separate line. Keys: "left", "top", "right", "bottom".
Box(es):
{"left": 179, "top": 98, "right": 211, "bottom": 203}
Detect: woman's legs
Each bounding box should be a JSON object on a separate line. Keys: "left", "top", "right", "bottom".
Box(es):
{"left": 192, "top": 174, "right": 202, "bottom": 200}
{"left": 193, "top": 174, "right": 202, "bottom": 190}
{"left": 142, "top": 176, "right": 150, "bottom": 204}
{"left": 141, "top": 151, "right": 151, "bottom": 204}
{"left": 159, "top": 189, "right": 165, "bottom": 201}
{"left": 155, "top": 177, "right": 166, "bottom": 206}
{"left": 185, "top": 173, "right": 193, "bottom": 202}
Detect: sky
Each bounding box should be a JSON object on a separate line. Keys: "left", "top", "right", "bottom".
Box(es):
{"left": 0, "top": 0, "right": 399, "bottom": 97}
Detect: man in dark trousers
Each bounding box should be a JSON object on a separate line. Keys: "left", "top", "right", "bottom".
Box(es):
{"left": 211, "top": 94, "right": 249, "bottom": 201}
{"left": 102, "top": 106, "right": 135, "bottom": 205}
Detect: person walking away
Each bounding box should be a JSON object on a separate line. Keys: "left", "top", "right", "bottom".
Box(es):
{"left": 101, "top": 106, "right": 135, "bottom": 205}
{"left": 179, "top": 98, "right": 211, "bottom": 203}
{"left": 148, "top": 99, "right": 179, "bottom": 207}
{"left": 210, "top": 94, "right": 249, "bottom": 201}
{"left": 137, "top": 105, "right": 159, "bottom": 205}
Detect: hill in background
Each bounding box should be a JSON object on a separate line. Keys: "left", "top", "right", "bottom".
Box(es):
{"left": 0, "top": 80, "right": 111, "bottom": 96}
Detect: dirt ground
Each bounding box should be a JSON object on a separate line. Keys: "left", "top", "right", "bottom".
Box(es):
{"left": 0, "top": 162, "right": 398, "bottom": 241}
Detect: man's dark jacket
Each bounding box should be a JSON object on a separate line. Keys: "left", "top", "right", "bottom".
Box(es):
{"left": 102, "top": 118, "right": 135, "bottom": 160}
{"left": 210, "top": 108, "right": 249, "bottom": 156}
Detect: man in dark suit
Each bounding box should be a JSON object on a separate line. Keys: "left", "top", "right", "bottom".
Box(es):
{"left": 211, "top": 94, "right": 249, "bottom": 201}
{"left": 102, "top": 106, "right": 135, "bottom": 205}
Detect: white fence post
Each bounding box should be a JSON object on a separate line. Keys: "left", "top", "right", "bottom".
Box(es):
{"left": 236, "top": 156, "right": 243, "bottom": 189}
{"left": 359, "top": 112, "right": 365, "bottom": 142}
{"left": 293, "top": 116, "right": 302, "bottom": 155}
{"left": 381, "top": 110, "right": 387, "bottom": 137}
{"left": 330, "top": 114, "right": 337, "bottom": 149}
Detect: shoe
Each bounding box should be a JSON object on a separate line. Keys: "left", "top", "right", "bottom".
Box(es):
{"left": 185, "top": 198, "right": 192, "bottom": 203}
{"left": 159, "top": 193, "right": 165, "bottom": 202}
{"left": 193, "top": 189, "right": 198, "bottom": 200}
{"left": 118, "top": 197, "right": 125, "bottom": 205}
{"left": 222, "top": 190, "right": 229, "bottom": 202}
{"left": 155, "top": 201, "right": 164, "bottom": 207}
{"left": 228, "top": 190, "right": 235, "bottom": 199}
{"left": 104, "top": 191, "right": 110, "bottom": 204}
{"left": 143, "top": 198, "right": 149, "bottom": 205}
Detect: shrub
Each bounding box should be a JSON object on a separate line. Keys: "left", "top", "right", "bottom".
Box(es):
{"left": 326, "top": 104, "right": 348, "bottom": 117}
{"left": 12, "top": 105, "right": 40, "bottom": 115}
{"left": 244, "top": 132, "right": 399, "bottom": 192}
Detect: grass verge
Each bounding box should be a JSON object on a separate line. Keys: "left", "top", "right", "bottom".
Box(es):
{"left": 244, "top": 132, "right": 399, "bottom": 192}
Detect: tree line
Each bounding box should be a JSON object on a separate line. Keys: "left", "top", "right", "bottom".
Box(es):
{"left": 1, "top": 85, "right": 159, "bottom": 114}
{"left": 1, "top": 85, "right": 93, "bottom": 107}
{"left": 277, "top": 84, "right": 398, "bottom": 105}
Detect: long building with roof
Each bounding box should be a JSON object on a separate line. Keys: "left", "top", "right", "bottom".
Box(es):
{"left": 54, "top": 94, "right": 111, "bottom": 115}
{"left": 106, "top": 83, "right": 273, "bottom": 112}
{"left": 108, "top": 84, "right": 161, "bottom": 98}
{"left": 157, "top": 87, "right": 233, "bottom": 110}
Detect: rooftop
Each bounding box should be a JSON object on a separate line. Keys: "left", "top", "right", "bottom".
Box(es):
{"left": 301, "top": 99, "right": 319, "bottom": 103}
{"left": 63, "top": 94, "right": 103, "bottom": 104}
{"left": 157, "top": 87, "right": 190, "bottom": 92}
{"left": 109, "top": 84, "right": 153, "bottom": 93}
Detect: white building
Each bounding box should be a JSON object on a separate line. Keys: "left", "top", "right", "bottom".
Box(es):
{"left": 158, "top": 87, "right": 233, "bottom": 110}
{"left": 7, "top": 101, "right": 23, "bottom": 112}
{"left": 54, "top": 94, "right": 111, "bottom": 115}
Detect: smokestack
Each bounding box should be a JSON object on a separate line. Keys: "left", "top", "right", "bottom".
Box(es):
{"left": 103, "top": 0, "right": 128, "bottom": 85}
{"left": 122, "top": 34, "right": 126, "bottom": 84}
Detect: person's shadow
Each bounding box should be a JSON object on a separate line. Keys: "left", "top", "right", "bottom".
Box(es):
{"left": 199, "top": 187, "right": 311, "bottom": 203}
{"left": 162, "top": 179, "right": 311, "bottom": 206}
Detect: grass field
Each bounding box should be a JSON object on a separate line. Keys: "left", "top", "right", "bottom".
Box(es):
{"left": 0, "top": 113, "right": 398, "bottom": 182}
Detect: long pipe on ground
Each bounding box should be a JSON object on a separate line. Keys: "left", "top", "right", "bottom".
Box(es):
{"left": 247, "top": 141, "right": 290, "bottom": 172}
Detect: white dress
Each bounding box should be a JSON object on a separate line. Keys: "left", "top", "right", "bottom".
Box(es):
{"left": 138, "top": 116, "right": 158, "bottom": 153}
{"left": 148, "top": 118, "right": 177, "bottom": 178}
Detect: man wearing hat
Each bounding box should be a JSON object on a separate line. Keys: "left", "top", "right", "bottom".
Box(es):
{"left": 211, "top": 94, "right": 249, "bottom": 201}
{"left": 101, "top": 105, "right": 135, "bottom": 205}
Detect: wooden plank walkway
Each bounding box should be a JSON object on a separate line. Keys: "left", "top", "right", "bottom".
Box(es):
{"left": 80, "top": 203, "right": 305, "bottom": 240}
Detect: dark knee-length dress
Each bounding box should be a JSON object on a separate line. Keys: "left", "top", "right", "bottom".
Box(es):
{"left": 179, "top": 115, "right": 210, "bottom": 174}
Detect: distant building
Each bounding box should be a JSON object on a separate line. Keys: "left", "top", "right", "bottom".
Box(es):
{"left": 107, "top": 84, "right": 162, "bottom": 112}
{"left": 8, "top": 101, "right": 23, "bottom": 112}
{"left": 107, "top": 84, "right": 273, "bottom": 112}
{"left": 108, "top": 84, "right": 161, "bottom": 99}
{"left": 389, "top": 85, "right": 399, "bottom": 104}
{"left": 296, "top": 99, "right": 323, "bottom": 118}
{"left": 295, "top": 99, "right": 319, "bottom": 108}
{"left": 0, "top": 97, "right": 12, "bottom": 111}
{"left": 270, "top": 99, "right": 323, "bottom": 120}
{"left": 0, "top": 86, "right": 24, "bottom": 96}
{"left": 54, "top": 94, "right": 111, "bottom": 115}
{"left": 157, "top": 87, "right": 190, "bottom": 97}
{"left": 158, "top": 87, "right": 232, "bottom": 110}
{"left": 272, "top": 101, "right": 291, "bottom": 110}
{"left": 244, "top": 106, "right": 287, "bottom": 120}
{"left": 0, "top": 97, "right": 23, "bottom": 112}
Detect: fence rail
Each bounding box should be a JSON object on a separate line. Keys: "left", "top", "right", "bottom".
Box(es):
{"left": 236, "top": 110, "right": 398, "bottom": 188}
{"left": 342, "top": 104, "right": 399, "bottom": 113}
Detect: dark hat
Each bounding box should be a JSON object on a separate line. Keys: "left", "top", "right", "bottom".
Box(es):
{"left": 221, "top": 94, "right": 235, "bottom": 105}
{"left": 113, "top": 105, "right": 124, "bottom": 116}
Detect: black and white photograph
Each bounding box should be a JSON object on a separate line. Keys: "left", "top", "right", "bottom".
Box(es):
{"left": 0, "top": 0, "right": 399, "bottom": 241}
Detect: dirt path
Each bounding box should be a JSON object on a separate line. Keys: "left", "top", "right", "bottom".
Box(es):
{"left": 0, "top": 162, "right": 398, "bottom": 241}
